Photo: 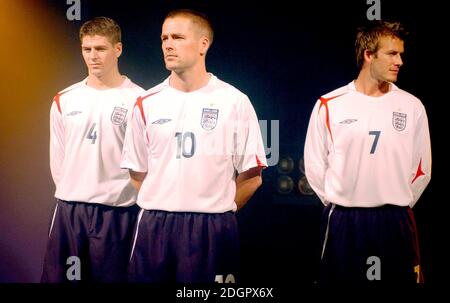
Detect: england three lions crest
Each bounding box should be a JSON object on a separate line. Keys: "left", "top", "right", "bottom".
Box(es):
{"left": 201, "top": 108, "right": 219, "bottom": 130}
{"left": 392, "top": 112, "right": 407, "bottom": 131}
{"left": 111, "top": 107, "right": 128, "bottom": 125}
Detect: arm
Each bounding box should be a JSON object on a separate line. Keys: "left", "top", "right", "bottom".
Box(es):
{"left": 232, "top": 96, "right": 267, "bottom": 210}
{"left": 121, "top": 97, "right": 149, "bottom": 184}
{"left": 410, "top": 105, "right": 432, "bottom": 207}
{"left": 235, "top": 166, "right": 263, "bottom": 211}
{"left": 304, "top": 100, "right": 329, "bottom": 204}
{"left": 129, "top": 170, "right": 147, "bottom": 192}
{"left": 49, "top": 99, "right": 65, "bottom": 186}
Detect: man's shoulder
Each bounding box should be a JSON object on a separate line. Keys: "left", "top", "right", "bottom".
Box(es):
{"left": 320, "top": 82, "right": 352, "bottom": 100}
{"left": 51, "top": 80, "right": 87, "bottom": 103}
{"left": 205, "top": 76, "right": 252, "bottom": 111}
{"left": 211, "top": 76, "right": 247, "bottom": 97}
{"left": 391, "top": 85, "right": 423, "bottom": 106}
{"left": 122, "top": 77, "right": 146, "bottom": 94}
{"left": 56, "top": 80, "right": 85, "bottom": 96}
{"left": 140, "top": 83, "right": 165, "bottom": 100}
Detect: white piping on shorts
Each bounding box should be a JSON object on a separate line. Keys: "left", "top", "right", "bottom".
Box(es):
{"left": 321, "top": 203, "right": 336, "bottom": 260}
{"left": 129, "top": 208, "right": 145, "bottom": 262}
{"left": 48, "top": 203, "right": 59, "bottom": 238}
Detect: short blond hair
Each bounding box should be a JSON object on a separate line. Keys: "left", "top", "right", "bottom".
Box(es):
{"left": 165, "top": 9, "right": 214, "bottom": 45}
{"left": 79, "top": 16, "right": 121, "bottom": 45}
{"left": 355, "top": 21, "right": 406, "bottom": 70}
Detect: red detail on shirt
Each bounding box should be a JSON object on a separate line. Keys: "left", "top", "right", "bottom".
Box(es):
{"left": 256, "top": 155, "right": 266, "bottom": 167}
{"left": 412, "top": 159, "right": 425, "bottom": 184}
{"left": 53, "top": 89, "right": 73, "bottom": 114}
{"left": 135, "top": 97, "right": 146, "bottom": 125}
{"left": 133, "top": 90, "right": 161, "bottom": 126}
{"left": 318, "top": 93, "right": 346, "bottom": 143}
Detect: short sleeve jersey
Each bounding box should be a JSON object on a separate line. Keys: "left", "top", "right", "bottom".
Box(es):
{"left": 121, "top": 75, "right": 267, "bottom": 213}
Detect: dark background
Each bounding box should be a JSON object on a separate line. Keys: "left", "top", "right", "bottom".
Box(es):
{"left": 0, "top": 0, "right": 446, "bottom": 290}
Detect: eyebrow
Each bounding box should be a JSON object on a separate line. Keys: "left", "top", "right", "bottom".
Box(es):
{"left": 387, "top": 49, "right": 404, "bottom": 53}
{"left": 161, "top": 32, "right": 186, "bottom": 38}
{"left": 82, "top": 44, "right": 108, "bottom": 48}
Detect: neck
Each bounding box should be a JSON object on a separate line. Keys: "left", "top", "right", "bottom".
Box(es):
{"left": 354, "top": 70, "right": 390, "bottom": 97}
{"left": 169, "top": 66, "right": 210, "bottom": 92}
{"left": 86, "top": 69, "right": 124, "bottom": 90}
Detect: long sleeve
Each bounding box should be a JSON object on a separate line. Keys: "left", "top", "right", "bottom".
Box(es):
{"left": 304, "top": 100, "right": 330, "bottom": 204}
{"left": 410, "top": 104, "right": 432, "bottom": 207}
{"left": 49, "top": 100, "right": 65, "bottom": 186}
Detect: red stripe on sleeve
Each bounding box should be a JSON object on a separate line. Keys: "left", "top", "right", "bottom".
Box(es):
{"left": 134, "top": 97, "right": 146, "bottom": 126}
{"left": 53, "top": 89, "right": 73, "bottom": 114}
{"left": 318, "top": 93, "right": 346, "bottom": 143}
{"left": 411, "top": 159, "right": 425, "bottom": 184}
{"left": 133, "top": 90, "right": 162, "bottom": 126}
{"left": 54, "top": 95, "right": 62, "bottom": 114}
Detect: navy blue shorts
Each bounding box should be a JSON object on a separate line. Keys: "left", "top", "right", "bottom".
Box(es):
{"left": 319, "top": 204, "right": 423, "bottom": 284}
{"left": 41, "top": 199, "right": 140, "bottom": 283}
{"left": 128, "top": 210, "right": 240, "bottom": 283}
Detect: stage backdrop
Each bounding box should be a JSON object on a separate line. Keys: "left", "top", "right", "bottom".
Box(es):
{"left": 0, "top": 0, "right": 445, "bottom": 283}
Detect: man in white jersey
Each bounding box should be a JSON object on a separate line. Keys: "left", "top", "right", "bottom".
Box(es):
{"left": 304, "top": 21, "right": 431, "bottom": 283}
{"left": 41, "top": 17, "right": 145, "bottom": 283}
{"left": 121, "top": 9, "right": 267, "bottom": 283}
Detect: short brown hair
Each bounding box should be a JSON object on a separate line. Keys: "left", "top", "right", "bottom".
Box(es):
{"left": 355, "top": 21, "right": 407, "bottom": 70}
{"left": 165, "top": 9, "right": 214, "bottom": 45}
{"left": 79, "top": 16, "right": 121, "bottom": 45}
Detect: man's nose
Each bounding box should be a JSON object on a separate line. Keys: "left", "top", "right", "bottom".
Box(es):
{"left": 163, "top": 38, "right": 173, "bottom": 50}
{"left": 395, "top": 54, "right": 403, "bottom": 66}
{"left": 88, "top": 49, "right": 99, "bottom": 59}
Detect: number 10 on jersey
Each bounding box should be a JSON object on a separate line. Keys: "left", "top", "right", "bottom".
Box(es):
{"left": 175, "top": 132, "right": 196, "bottom": 158}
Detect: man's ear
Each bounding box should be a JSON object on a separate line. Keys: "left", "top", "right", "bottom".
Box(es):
{"left": 115, "top": 42, "right": 123, "bottom": 58}
{"left": 199, "top": 37, "right": 210, "bottom": 56}
{"left": 363, "top": 49, "right": 374, "bottom": 63}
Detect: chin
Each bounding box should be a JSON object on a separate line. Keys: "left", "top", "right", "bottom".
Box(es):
{"left": 388, "top": 73, "right": 399, "bottom": 82}
{"left": 383, "top": 75, "right": 397, "bottom": 83}
{"left": 89, "top": 69, "right": 103, "bottom": 76}
{"left": 165, "top": 62, "right": 176, "bottom": 70}
{"left": 389, "top": 77, "right": 398, "bottom": 83}
{"left": 91, "top": 73, "right": 103, "bottom": 78}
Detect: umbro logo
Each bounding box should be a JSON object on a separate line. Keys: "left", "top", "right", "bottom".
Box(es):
{"left": 339, "top": 119, "right": 358, "bottom": 124}
{"left": 67, "top": 111, "right": 82, "bottom": 116}
{"left": 152, "top": 118, "right": 172, "bottom": 124}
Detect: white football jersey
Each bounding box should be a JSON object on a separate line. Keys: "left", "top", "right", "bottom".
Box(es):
{"left": 121, "top": 74, "right": 267, "bottom": 213}
{"left": 304, "top": 81, "right": 431, "bottom": 207}
{"left": 50, "top": 77, "right": 145, "bottom": 206}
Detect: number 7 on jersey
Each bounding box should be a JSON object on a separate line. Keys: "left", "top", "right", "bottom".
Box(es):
{"left": 369, "top": 130, "right": 381, "bottom": 154}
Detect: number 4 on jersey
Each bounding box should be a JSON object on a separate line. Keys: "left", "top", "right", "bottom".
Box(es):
{"left": 86, "top": 123, "right": 98, "bottom": 144}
